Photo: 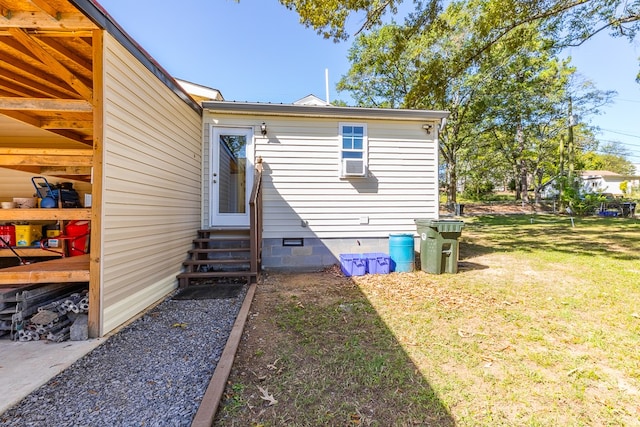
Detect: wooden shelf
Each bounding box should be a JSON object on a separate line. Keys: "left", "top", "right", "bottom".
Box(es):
{"left": 0, "top": 247, "right": 64, "bottom": 257}
{"left": 0, "top": 254, "right": 90, "bottom": 286}
{"left": 0, "top": 208, "right": 91, "bottom": 221}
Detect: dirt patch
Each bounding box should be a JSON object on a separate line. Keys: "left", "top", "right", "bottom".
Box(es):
{"left": 214, "top": 269, "right": 455, "bottom": 426}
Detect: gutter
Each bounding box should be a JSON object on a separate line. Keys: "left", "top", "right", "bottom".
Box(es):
{"left": 202, "top": 101, "right": 450, "bottom": 122}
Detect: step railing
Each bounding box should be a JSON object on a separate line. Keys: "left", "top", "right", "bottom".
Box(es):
{"left": 249, "top": 157, "right": 263, "bottom": 279}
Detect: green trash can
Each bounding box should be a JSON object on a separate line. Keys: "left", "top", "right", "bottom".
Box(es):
{"left": 415, "top": 219, "right": 464, "bottom": 274}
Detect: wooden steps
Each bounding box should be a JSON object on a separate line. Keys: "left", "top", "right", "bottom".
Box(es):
{"left": 177, "top": 229, "right": 257, "bottom": 288}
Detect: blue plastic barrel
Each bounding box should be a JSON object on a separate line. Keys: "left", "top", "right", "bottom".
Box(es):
{"left": 389, "top": 233, "right": 415, "bottom": 272}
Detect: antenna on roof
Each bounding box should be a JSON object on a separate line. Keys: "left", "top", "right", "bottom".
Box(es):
{"left": 325, "top": 68, "right": 330, "bottom": 104}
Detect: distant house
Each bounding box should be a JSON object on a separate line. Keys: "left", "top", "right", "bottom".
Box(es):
{"left": 580, "top": 170, "right": 640, "bottom": 196}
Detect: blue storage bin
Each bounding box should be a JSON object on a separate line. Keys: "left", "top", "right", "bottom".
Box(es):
{"left": 363, "top": 252, "right": 390, "bottom": 274}
{"left": 340, "top": 253, "right": 366, "bottom": 277}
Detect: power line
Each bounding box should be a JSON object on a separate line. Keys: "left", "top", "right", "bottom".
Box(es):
{"left": 598, "top": 128, "right": 640, "bottom": 139}
{"left": 614, "top": 98, "right": 640, "bottom": 104}
{"left": 597, "top": 138, "right": 640, "bottom": 148}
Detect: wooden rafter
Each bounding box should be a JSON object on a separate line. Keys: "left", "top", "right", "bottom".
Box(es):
{"left": 46, "top": 128, "right": 91, "bottom": 144}
{"left": 7, "top": 27, "right": 92, "bottom": 101}
{"left": 28, "top": 0, "right": 63, "bottom": 20}
{"left": 0, "top": 97, "right": 92, "bottom": 111}
{"left": 0, "top": 10, "right": 94, "bottom": 31}
{"left": 37, "top": 36, "right": 92, "bottom": 73}
{"left": 0, "top": 67, "right": 75, "bottom": 98}
{"left": 0, "top": 147, "right": 93, "bottom": 167}
{"left": 0, "top": 108, "right": 40, "bottom": 126}
{"left": 40, "top": 118, "right": 92, "bottom": 130}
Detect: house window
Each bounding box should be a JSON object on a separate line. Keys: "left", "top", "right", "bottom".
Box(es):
{"left": 339, "top": 123, "right": 367, "bottom": 177}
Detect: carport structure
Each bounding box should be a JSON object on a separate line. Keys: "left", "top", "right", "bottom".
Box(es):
{"left": 0, "top": 0, "right": 204, "bottom": 337}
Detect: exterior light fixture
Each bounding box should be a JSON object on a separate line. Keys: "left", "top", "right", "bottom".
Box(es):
{"left": 422, "top": 124, "right": 433, "bottom": 134}
{"left": 260, "top": 122, "right": 267, "bottom": 136}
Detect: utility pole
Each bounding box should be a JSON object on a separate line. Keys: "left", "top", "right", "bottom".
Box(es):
{"left": 559, "top": 134, "right": 565, "bottom": 209}
{"left": 567, "top": 97, "right": 575, "bottom": 183}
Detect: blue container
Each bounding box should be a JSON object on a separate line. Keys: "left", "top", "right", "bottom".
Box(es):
{"left": 340, "top": 253, "right": 367, "bottom": 277}
{"left": 389, "top": 234, "right": 415, "bottom": 272}
{"left": 363, "top": 252, "right": 390, "bottom": 274}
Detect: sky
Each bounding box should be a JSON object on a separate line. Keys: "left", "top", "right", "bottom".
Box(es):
{"left": 97, "top": 0, "right": 640, "bottom": 167}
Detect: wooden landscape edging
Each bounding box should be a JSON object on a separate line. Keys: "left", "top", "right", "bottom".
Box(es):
{"left": 191, "top": 282, "right": 257, "bottom": 427}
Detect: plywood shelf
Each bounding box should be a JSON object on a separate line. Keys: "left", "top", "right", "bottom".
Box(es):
{"left": 0, "top": 208, "right": 91, "bottom": 221}
{"left": 0, "top": 247, "right": 64, "bottom": 258}
{"left": 0, "top": 254, "right": 90, "bottom": 286}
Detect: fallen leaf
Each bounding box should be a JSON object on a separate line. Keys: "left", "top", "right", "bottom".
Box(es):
{"left": 258, "top": 386, "right": 277, "bottom": 406}
{"left": 172, "top": 322, "right": 187, "bottom": 329}
{"left": 632, "top": 313, "right": 639, "bottom": 319}
{"left": 266, "top": 358, "right": 280, "bottom": 371}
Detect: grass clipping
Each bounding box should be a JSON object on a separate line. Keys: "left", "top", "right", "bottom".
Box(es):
{"left": 215, "top": 215, "right": 640, "bottom": 426}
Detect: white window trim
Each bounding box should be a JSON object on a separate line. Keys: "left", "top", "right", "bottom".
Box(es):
{"left": 338, "top": 122, "right": 368, "bottom": 178}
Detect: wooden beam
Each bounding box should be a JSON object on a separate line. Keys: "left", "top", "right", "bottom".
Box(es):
{"left": 0, "top": 254, "right": 90, "bottom": 285}
{"left": 89, "top": 28, "right": 103, "bottom": 338}
{"left": 0, "top": 68, "right": 74, "bottom": 99}
{"left": 0, "top": 208, "right": 91, "bottom": 221}
{"left": 39, "top": 165, "right": 92, "bottom": 175}
{"left": 40, "top": 119, "right": 92, "bottom": 130}
{"left": 28, "top": 0, "right": 63, "bottom": 21}
{"left": 0, "top": 50, "right": 80, "bottom": 98}
{"left": 47, "top": 128, "right": 91, "bottom": 145}
{"left": 0, "top": 165, "right": 40, "bottom": 174}
{"left": 0, "top": 148, "right": 93, "bottom": 155}
{"left": 0, "top": 154, "right": 92, "bottom": 167}
{"left": 8, "top": 28, "right": 93, "bottom": 101}
{"left": 0, "top": 109, "right": 41, "bottom": 127}
{"left": 37, "top": 36, "right": 93, "bottom": 74}
{"left": 0, "top": 97, "right": 92, "bottom": 112}
{"left": 0, "top": 11, "right": 95, "bottom": 31}
{"left": 0, "top": 30, "right": 93, "bottom": 37}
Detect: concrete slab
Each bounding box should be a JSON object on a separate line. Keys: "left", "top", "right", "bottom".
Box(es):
{"left": 0, "top": 338, "right": 104, "bottom": 415}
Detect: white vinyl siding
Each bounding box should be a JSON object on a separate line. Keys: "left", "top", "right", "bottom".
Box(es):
{"left": 101, "top": 34, "right": 202, "bottom": 335}
{"left": 203, "top": 113, "right": 439, "bottom": 239}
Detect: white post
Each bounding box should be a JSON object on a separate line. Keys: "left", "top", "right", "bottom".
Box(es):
{"left": 325, "top": 68, "right": 330, "bottom": 104}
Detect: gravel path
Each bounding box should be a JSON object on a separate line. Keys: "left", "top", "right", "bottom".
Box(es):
{"left": 0, "top": 284, "right": 247, "bottom": 427}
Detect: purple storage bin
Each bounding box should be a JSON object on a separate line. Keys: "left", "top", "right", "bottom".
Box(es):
{"left": 340, "top": 253, "right": 366, "bottom": 277}
{"left": 363, "top": 253, "right": 391, "bottom": 274}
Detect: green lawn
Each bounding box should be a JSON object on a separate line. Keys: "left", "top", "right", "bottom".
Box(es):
{"left": 217, "top": 215, "right": 640, "bottom": 426}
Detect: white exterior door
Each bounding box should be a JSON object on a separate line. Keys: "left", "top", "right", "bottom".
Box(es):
{"left": 210, "top": 127, "right": 254, "bottom": 227}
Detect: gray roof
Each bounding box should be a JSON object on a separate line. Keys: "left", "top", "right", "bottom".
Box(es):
{"left": 202, "top": 101, "right": 449, "bottom": 122}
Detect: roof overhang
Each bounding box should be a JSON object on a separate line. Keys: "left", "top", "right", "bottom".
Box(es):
{"left": 202, "top": 101, "right": 449, "bottom": 122}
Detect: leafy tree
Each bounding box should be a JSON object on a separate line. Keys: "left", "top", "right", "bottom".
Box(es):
{"left": 278, "top": 0, "right": 640, "bottom": 48}
{"left": 581, "top": 149, "right": 637, "bottom": 175}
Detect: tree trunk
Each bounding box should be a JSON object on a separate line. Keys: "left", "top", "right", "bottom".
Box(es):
{"left": 517, "top": 125, "right": 528, "bottom": 203}
{"left": 447, "top": 162, "right": 457, "bottom": 205}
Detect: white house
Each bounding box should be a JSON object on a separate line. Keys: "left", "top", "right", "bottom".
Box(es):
{"left": 580, "top": 170, "right": 640, "bottom": 196}
{"left": 201, "top": 100, "right": 447, "bottom": 269}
